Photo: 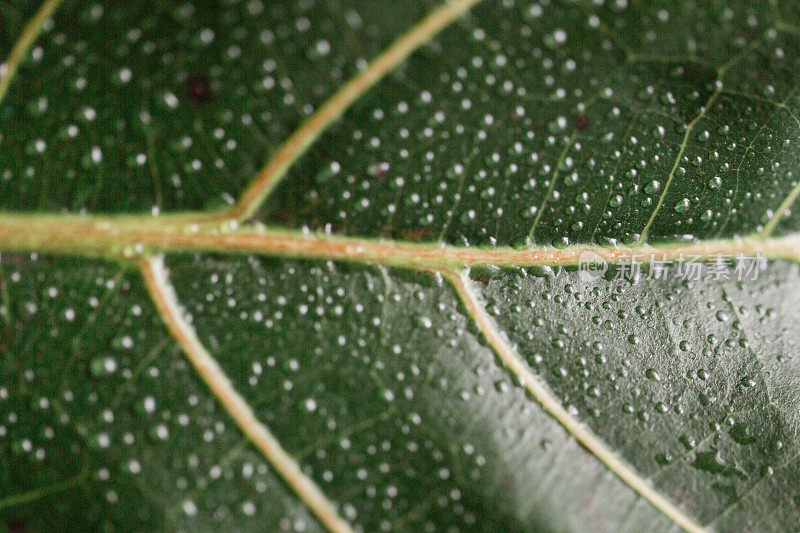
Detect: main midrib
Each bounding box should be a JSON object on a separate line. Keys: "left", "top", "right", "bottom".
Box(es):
{"left": 1, "top": 0, "right": 798, "bottom": 271}
{"left": 0, "top": 212, "right": 798, "bottom": 268}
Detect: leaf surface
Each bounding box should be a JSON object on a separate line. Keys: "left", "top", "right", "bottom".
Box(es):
{"left": 1, "top": 0, "right": 800, "bottom": 532}
{"left": 0, "top": 0, "right": 437, "bottom": 212}
{"left": 473, "top": 260, "right": 800, "bottom": 530}
{"left": 260, "top": 0, "right": 800, "bottom": 245}
{"left": 0, "top": 255, "right": 322, "bottom": 531}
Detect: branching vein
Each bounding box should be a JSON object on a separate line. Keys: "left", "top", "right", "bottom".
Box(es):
{"left": 0, "top": 213, "right": 798, "bottom": 268}
{"left": 0, "top": 0, "right": 63, "bottom": 104}
{"left": 220, "top": 0, "right": 484, "bottom": 222}
{"left": 442, "top": 268, "right": 706, "bottom": 533}
{"left": 139, "top": 255, "right": 353, "bottom": 533}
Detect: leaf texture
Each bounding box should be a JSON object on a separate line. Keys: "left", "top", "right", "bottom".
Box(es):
{"left": 0, "top": 255, "right": 322, "bottom": 531}
{"left": 1, "top": 0, "right": 800, "bottom": 532}
{"left": 473, "top": 260, "right": 800, "bottom": 530}
{"left": 260, "top": 0, "right": 800, "bottom": 245}
{"left": 0, "top": 0, "right": 438, "bottom": 212}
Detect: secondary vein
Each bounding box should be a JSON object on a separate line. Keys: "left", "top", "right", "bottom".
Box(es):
{"left": 640, "top": 86, "right": 722, "bottom": 241}
{"left": 139, "top": 255, "right": 354, "bottom": 533}
{"left": 443, "top": 268, "right": 707, "bottom": 533}
{"left": 0, "top": 0, "right": 64, "bottom": 104}
{"left": 221, "top": 0, "right": 485, "bottom": 222}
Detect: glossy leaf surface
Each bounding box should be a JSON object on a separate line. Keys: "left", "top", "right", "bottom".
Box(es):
{"left": 2, "top": 0, "right": 800, "bottom": 532}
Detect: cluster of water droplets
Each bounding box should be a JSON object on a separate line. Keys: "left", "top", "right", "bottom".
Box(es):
{"left": 261, "top": 0, "right": 800, "bottom": 247}
{"left": 474, "top": 259, "right": 800, "bottom": 526}
{"left": 159, "top": 253, "right": 688, "bottom": 530}
{"left": 0, "top": 0, "right": 432, "bottom": 213}
{"left": 0, "top": 253, "right": 319, "bottom": 530}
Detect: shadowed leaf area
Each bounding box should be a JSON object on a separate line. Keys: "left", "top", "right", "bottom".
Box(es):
{"left": 2, "top": 0, "right": 800, "bottom": 532}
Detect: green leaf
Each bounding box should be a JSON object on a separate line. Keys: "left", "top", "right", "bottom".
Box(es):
{"left": 474, "top": 260, "right": 800, "bottom": 530}
{"left": 0, "top": 0, "right": 435, "bottom": 212}
{"left": 261, "top": 0, "right": 800, "bottom": 246}
{"left": 2, "top": 0, "right": 800, "bottom": 532}
{"left": 0, "top": 255, "right": 322, "bottom": 531}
